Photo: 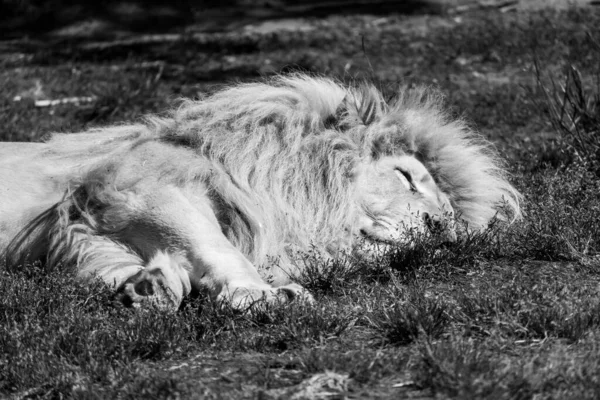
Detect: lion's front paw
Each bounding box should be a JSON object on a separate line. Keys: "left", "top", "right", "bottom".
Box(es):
{"left": 114, "top": 269, "right": 175, "bottom": 310}
{"left": 114, "top": 252, "right": 191, "bottom": 311}
{"left": 275, "top": 283, "right": 314, "bottom": 304}
{"left": 220, "top": 283, "right": 314, "bottom": 310}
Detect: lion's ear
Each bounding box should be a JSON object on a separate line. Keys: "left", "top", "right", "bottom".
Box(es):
{"left": 330, "top": 86, "right": 387, "bottom": 131}
{"left": 323, "top": 95, "right": 354, "bottom": 131}
{"left": 357, "top": 85, "right": 388, "bottom": 126}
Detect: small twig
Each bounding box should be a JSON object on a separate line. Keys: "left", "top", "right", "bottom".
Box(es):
{"left": 392, "top": 380, "right": 415, "bottom": 388}
{"left": 34, "top": 97, "right": 96, "bottom": 107}
{"left": 361, "top": 36, "right": 375, "bottom": 78}
{"left": 450, "top": 0, "right": 519, "bottom": 14}
{"left": 82, "top": 34, "right": 182, "bottom": 50}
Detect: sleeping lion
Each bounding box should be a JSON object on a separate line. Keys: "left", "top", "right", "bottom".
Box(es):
{"left": 0, "top": 75, "right": 521, "bottom": 310}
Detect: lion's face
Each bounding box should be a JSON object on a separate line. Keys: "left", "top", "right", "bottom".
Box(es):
{"left": 354, "top": 155, "right": 456, "bottom": 244}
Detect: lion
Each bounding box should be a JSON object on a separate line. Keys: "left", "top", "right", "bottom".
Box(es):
{"left": 0, "top": 75, "right": 521, "bottom": 310}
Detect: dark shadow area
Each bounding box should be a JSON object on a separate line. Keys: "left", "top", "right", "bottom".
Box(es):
{"left": 0, "top": 0, "right": 443, "bottom": 38}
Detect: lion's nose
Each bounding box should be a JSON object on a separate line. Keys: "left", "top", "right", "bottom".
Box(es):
{"left": 422, "top": 212, "right": 457, "bottom": 243}
{"left": 422, "top": 212, "right": 441, "bottom": 232}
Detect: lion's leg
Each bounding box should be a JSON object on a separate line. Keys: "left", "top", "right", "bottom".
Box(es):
{"left": 107, "top": 184, "right": 311, "bottom": 309}
{"left": 56, "top": 229, "right": 191, "bottom": 310}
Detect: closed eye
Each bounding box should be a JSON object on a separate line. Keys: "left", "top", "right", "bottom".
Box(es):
{"left": 394, "top": 168, "right": 417, "bottom": 192}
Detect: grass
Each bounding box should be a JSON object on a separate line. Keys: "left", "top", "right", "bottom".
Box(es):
{"left": 2, "top": 4, "right": 600, "bottom": 399}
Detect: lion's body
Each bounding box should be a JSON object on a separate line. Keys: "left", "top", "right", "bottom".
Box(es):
{"left": 0, "top": 75, "right": 520, "bottom": 309}
{"left": 1, "top": 127, "right": 149, "bottom": 249}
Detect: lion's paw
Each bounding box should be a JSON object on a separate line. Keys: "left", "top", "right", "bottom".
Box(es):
{"left": 275, "top": 283, "right": 314, "bottom": 304}
{"left": 114, "top": 252, "right": 191, "bottom": 311}
{"left": 220, "top": 283, "right": 314, "bottom": 310}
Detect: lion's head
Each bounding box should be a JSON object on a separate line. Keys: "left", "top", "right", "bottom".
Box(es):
{"left": 157, "top": 74, "right": 521, "bottom": 276}
{"left": 354, "top": 154, "right": 455, "bottom": 244}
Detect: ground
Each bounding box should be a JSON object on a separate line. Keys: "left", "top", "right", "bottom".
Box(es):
{"left": 2, "top": 1, "right": 600, "bottom": 399}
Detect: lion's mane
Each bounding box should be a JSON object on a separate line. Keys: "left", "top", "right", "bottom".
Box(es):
{"left": 152, "top": 75, "right": 520, "bottom": 268}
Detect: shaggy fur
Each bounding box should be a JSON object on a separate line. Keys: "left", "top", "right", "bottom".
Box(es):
{"left": 156, "top": 75, "right": 520, "bottom": 262}
{"left": 2, "top": 74, "right": 521, "bottom": 305}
